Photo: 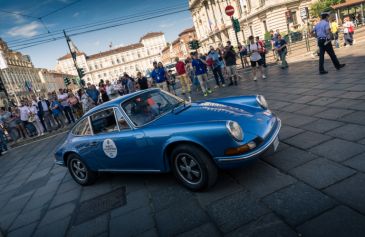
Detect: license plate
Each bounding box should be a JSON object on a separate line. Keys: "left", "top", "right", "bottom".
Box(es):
{"left": 273, "top": 136, "right": 280, "bottom": 151}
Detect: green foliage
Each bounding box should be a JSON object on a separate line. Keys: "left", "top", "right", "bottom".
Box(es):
{"left": 309, "top": 0, "right": 344, "bottom": 18}
{"left": 264, "top": 31, "right": 272, "bottom": 41}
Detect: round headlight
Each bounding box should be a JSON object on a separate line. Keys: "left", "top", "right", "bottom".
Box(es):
{"left": 226, "top": 121, "right": 244, "bottom": 141}
{"left": 256, "top": 95, "right": 268, "bottom": 109}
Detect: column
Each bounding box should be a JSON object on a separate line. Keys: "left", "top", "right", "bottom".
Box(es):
{"left": 204, "top": 2, "right": 212, "bottom": 32}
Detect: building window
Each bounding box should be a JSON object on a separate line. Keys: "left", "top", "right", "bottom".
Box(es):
{"left": 117, "top": 59, "right": 120, "bottom": 63}
{"left": 291, "top": 11, "right": 298, "bottom": 25}
{"left": 263, "top": 20, "right": 268, "bottom": 33}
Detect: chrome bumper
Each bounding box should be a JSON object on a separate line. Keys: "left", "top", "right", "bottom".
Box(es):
{"left": 215, "top": 118, "right": 281, "bottom": 164}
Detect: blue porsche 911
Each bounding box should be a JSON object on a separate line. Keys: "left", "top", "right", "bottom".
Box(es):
{"left": 55, "top": 88, "right": 281, "bottom": 191}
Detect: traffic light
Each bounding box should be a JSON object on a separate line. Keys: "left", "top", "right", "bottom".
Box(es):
{"left": 77, "top": 68, "right": 85, "bottom": 78}
{"left": 80, "top": 79, "right": 85, "bottom": 87}
{"left": 188, "top": 40, "right": 201, "bottom": 50}
{"left": 64, "top": 77, "right": 70, "bottom": 86}
{"left": 232, "top": 18, "right": 240, "bottom": 32}
{"left": 72, "top": 78, "right": 77, "bottom": 85}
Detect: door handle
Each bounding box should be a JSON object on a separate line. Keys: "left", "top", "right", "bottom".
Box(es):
{"left": 89, "top": 141, "right": 98, "bottom": 147}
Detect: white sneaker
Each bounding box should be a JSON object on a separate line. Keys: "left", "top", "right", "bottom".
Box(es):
{"left": 2, "top": 150, "right": 8, "bottom": 154}
{"left": 253, "top": 77, "right": 257, "bottom": 81}
{"left": 262, "top": 75, "right": 267, "bottom": 79}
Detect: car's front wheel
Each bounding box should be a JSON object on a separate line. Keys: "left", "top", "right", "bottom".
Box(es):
{"left": 171, "top": 144, "right": 218, "bottom": 191}
{"left": 67, "top": 154, "right": 97, "bottom": 186}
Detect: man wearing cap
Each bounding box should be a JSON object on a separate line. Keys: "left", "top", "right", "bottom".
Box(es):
{"left": 314, "top": 12, "right": 345, "bottom": 74}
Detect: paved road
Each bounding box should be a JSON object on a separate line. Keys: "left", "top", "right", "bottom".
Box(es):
{"left": 1, "top": 43, "right": 365, "bottom": 237}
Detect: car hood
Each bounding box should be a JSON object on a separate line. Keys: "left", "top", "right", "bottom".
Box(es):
{"left": 150, "top": 101, "right": 277, "bottom": 139}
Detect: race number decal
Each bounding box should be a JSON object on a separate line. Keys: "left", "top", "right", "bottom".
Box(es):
{"left": 102, "top": 139, "right": 117, "bottom": 158}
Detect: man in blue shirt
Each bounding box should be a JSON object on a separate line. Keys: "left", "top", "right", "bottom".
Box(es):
{"left": 207, "top": 46, "right": 225, "bottom": 88}
{"left": 274, "top": 34, "right": 288, "bottom": 69}
{"left": 192, "top": 53, "right": 212, "bottom": 97}
{"left": 314, "top": 12, "right": 345, "bottom": 74}
{"left": 150, "top": 61, "right": 168, "bottom": 91}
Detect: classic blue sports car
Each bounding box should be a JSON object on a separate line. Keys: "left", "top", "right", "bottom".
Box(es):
{"left": 55, "top": 88, "right": 281, "bottom": 191}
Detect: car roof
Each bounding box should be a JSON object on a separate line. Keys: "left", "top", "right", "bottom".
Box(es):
{"left": 84, "top": 88, "right": 160, "bottom": 116}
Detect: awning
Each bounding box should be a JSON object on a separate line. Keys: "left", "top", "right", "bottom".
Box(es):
{"left": 332, "top": 0, "right": 365, "bottom": 10}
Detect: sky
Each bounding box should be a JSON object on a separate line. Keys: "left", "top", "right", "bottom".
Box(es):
{"left": 0, "top": 0, "right": 193, "bottom": 69}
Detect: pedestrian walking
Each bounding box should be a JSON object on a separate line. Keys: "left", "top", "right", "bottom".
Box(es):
{"left": 247, "top": 36, "right": 266, "bottom": 81}
{"left": 175, "top": 57, "right": 191, "bottom": 99}
{"left": 207, "top": 46, "right": 226, "bottom": 88}
{"left": 192, "top": 53, "right": 212, "bottom": 96}
{"left": 343, "top": 16, "right": 355, "bottom": 46}
{"left": 238, "top": 43, "right": 250, "bottom": 68}
{"left": 314, "top": 12, "right": 345, "bottom": 74}
{"left": 99, "top": 80, "right": 110, "bottom": 103}
{"left": 150, "top": 61, "right": 168, "bottom": 91}
{"left": 274, "top": 34, "right": 288, "bottom": 69}
{"left": 330, "top": 18, "right": 339, "bottom": 48}
{"left": 58, "top": 89, "right": 75, "bottom": 124}
{"left": 223, "top": 41, "right": 238, "bottom": 86}
{"left": 256, "top": 36, "right": 267, "bottom": 67}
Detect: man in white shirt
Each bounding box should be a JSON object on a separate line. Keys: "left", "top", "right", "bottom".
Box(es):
{"left": 247, "top": 35, "right": 266, "bottom": 81}
{"left": 58, "top": 89, "right": 75, "bottom": 124}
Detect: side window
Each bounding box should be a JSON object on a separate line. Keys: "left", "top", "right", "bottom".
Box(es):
{"left": 72, "top": 118, "right": 92, "bottom": 136}
{"left": 114, "top": 108, "right": 130, "bottom": 130}
{"left": 90, "top": 108, "right": 118, "bottom": 134}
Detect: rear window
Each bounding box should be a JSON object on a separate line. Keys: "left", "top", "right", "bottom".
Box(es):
{"left": 72, "top": 118, "right": 92, "bottom": 136}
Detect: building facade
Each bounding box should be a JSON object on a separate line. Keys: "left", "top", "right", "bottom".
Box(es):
{"left": 161, "top": 27, "right": 197, "bottom": 64}
{"left": 55, "top": 32, "right": 166, "bottom": 84}
{"left": 0, "top": 38, "right": 46, "bottom": 107}
{"left": 38, "top": 69, "right": 79, "bottom": 92}
{"left": 189, "top": 0, "right": 315, "bottom": 52}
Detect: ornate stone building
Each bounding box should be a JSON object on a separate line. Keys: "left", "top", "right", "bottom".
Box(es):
{"left": 0, "top": 38, "right": 46, "bottom": 106}
{"left": 38, "top": 69, "right": 79, "bottom": 92}
{"left": 161, "top": 27, "right": 197, "bottom": 64}
{"left": 55, "top": 32, "right": 166, "bottom": 84}
{"left": 189, "top": 0, "right": 315, "bottom": 52}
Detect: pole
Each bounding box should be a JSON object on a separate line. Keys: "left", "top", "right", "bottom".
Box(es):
{"left": 231, "top": 16, "right": 245, "bottom": 69}
{"left": 63, "top": 30, "right": 82, "bottom": 87}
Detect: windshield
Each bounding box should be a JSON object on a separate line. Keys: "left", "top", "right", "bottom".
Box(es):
{"left": 121, "top": 90, "right": 182, "bottom": 126}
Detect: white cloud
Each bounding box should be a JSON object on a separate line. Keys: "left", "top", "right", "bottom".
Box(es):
{"left": 12, "top": 11, "right": 26, "bottom": 24}
{"left": 73, "top": 12, "right": 80, "bottom": 17}
{"left": 7, "top": 21, "right": 42, "bottom": 37}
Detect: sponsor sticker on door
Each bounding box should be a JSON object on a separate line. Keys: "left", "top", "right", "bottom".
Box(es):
{"left": 103, "top": 139, "right": 117, "bottom": 158}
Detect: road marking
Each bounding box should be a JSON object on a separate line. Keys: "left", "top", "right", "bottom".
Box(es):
{"left": 10, "top": 131, "right": 69, "bottom": 150}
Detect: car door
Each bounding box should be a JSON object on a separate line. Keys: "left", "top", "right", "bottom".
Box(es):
{"left": 88, "top": 107, "right": 153, "bottom": 171}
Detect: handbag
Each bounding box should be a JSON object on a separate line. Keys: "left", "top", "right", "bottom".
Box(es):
{"left": 28, "top": 114, "right": 36, "bottom": 123}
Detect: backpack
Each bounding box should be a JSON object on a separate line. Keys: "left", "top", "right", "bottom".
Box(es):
{"left": 248, "top": 43, "right": 260, "bottom": 55}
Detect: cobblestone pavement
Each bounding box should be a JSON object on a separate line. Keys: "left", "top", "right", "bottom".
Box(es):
{"left": 0, "top": 42, "right": 365, "bottom": 237}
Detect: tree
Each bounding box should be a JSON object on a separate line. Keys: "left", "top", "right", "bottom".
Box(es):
{"left": 309, "top": 0, "right": 344, "bottom": 18}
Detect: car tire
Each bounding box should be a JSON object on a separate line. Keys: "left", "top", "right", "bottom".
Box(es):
{"left": 171, "top": 144, "right": 218, "bottom": 191}
{"left": 67, "top": 154, "right": 98, "bottom": 186}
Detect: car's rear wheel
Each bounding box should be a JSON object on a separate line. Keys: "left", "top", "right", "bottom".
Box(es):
{"left": 171, "top": 144, "right": 217, "bottom": 191}
{"left": 67, "top": 154, "right": 97, "bottom": 186}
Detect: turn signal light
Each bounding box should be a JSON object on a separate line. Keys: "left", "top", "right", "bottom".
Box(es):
{"left": 224, "top": 142, "right": 257, "bottom": 156}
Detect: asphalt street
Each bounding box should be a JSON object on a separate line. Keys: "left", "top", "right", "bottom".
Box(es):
{"left": 1, "top": 42, "right": 365, "bottom": 237}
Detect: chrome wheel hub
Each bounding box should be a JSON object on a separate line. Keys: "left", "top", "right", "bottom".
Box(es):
{"left": 71, "top": 160, "right": 87, "bottom": 181}
{"left": 175, "top": 153, "right": 202, "bottom": 185}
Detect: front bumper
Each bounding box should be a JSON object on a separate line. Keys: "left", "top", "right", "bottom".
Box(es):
{"left": 214, "top": 118, "right": 281, "bottom": 169}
